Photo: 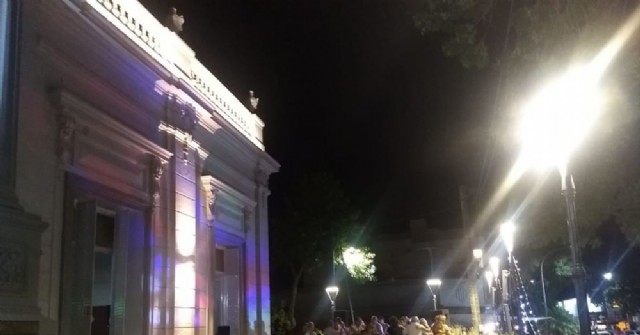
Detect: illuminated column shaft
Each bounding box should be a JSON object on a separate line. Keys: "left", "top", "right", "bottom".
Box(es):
{"left": 149, "top": 154, "right": 170, "bottom": 335}
{"left": 257, "top": 177, "right": 272, "bottom": 335}
{"left": 246, "top": 166, "right": 272, "bottom": 335}
{"left": 170, "top": 134, "right": 202, "bottom": 334}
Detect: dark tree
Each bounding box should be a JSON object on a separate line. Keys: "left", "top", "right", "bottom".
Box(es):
{"left": 270, "top": 173, "right": 362, "bottom": 328}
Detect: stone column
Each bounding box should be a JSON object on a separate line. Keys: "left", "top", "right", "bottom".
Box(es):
{"left": 253, "top": 166, "right": 272, "bottom": 335}
{"left": 200, "top": 177, "right": 218, "bottom": 335}
{"left": 0, "top": 1, "right": 47, "bottom": 334}
{"left": 163, "top": 96, "right": 203, "bottom": 335}
{"left": 148, "top": 154, "right": 171, "bottom": 335}
{"left": 0, "top": 0, "right": 20, "bottom": 207}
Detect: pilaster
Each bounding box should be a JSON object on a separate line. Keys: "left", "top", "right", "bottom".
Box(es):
{"left": 0, "top": 2, "right": 47, "bottom": 334}
{"left": 160, "top": 93, "right": 209, "bottom": 335}
{"left": 252, "top": 164, "right": 273, "bottom": 335}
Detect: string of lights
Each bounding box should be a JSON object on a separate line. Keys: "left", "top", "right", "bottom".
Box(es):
{"left": 512, "top": 257, "right": 541, "bottom": 335}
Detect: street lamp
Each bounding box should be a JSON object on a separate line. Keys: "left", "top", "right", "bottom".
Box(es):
{"left": 602, "top": 272, "right": 613, "bottom": 320}
{"left": 325, "top": 286, "right": 339, "bottom": 316}
{"left": 499, "top": 221, "right": 515, "bottom": 262}
{"left": 516, "top": 66, "right": 603, "bottom": 335}
{"left": 485, "top": 271, "right": 494, "bottom": 289}
{"left": 426, "top": 278, "right": 442, "bottom": 310}
{"left": 489, "top": 257, "right": 500, "bottom": 280}
{"left": 473, "top": 248, "right": 484, "bottom": 268}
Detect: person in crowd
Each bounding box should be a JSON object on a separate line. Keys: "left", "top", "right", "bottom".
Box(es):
{"left": 399, "top": 316, "right": 409, "bottom": 330}
{"left": 387, "top": 316, "right": 404, "bottom": 335}
{"left": 337, "top": 319, "right": 348, "bottom": 335}
{"left": 371, "top": 316, "right": 385, "bottom": 335}
{"left": 362, "top": 320, "right": 376, "bottom": 335}
{"left": 350, "top": 317, "right": 366, "bottom": 335}
{"left": 379, "top": 317, "right": 390, "bottom": 335}
{"left": 430, "top": 315, "right": 452, "bottom": 335}
{"left": 324, "top": 320, "right": 338, "bottom": 335}
{"left": 304, "top": 321, "right": 320, "bottom": 335}
{"left": 403, "top": 316, "right": 429, "bottom": 335}
{"left": 418, "top": 318, "right": 433, "bottom": 335}
{"left": 326, "top": 318, "right": 349, "bottom": 335}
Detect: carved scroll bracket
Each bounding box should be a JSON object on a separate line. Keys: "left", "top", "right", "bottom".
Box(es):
{"left": 201, "top": 176, "right": 219, "bottom": 224}
{"left": 57, "top": 114, "right": 76, "bottom": 167}
{"left": 149, "top": 155, "right": 167, "bottom": 207}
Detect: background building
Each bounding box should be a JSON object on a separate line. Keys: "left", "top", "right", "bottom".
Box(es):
{"left": 293, "top": 219, "right": 493, "bottom": 327}
{"left": 0, "top": 1, "right": 278, "bottom": 335}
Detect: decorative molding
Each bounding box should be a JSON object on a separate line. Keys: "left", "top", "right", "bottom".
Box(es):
{"left": 51, "top": 90, "right": 173, "bottom": 162}
{"left": 0, "top": 244, "right": 26, "bottom": 293}
{"left": 166, "top": 95, "right": 199, "bottom": 164}
{"left": 242, "top": 207, "right": 254, "bottom": 233}
{"left": 75, "top": 0, "right": 265, "bottom": 149}
{"left": 57, "top": 114, "right": 76, "bottom": 166}
{"left": 149, "top": 155, "right": 166, "bottom": 207}
{"left": 254, "top": 167, "right": 269, "bottom": 187}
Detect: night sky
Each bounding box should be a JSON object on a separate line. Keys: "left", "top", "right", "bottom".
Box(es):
{"left": 142, "top": 0, "right": 498, "bottom": 232}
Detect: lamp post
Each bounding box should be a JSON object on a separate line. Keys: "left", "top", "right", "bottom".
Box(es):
{"left": 488, "top": 257, "right": 500, "bottom": 326}
{"left": 499, "top": 222, "right": 515, "bottom": 333}
{"left": 539, "top": 248, "right": 566, "bottom": 318}
{"left": 341, "top": 247, "right": 362, "bottom": 324}
{"left": 325, "top": 286, "right": 339, "bottom": 318}
{"left": 426, "top": 278, "right": 442, "bottom": 310}
{"left": 602, "top": 272, "right": 613, "bottom": 320}
{"left": 470, "top": 249, "right": 484, "bottom": 335}
{"left": 516, "top": 65, "right": 605, "bottom": 335}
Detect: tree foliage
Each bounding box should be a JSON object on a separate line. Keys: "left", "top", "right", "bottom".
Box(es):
{"left": 414, "top": 0, "right": 640, "bottom": 245}
{"left": 271, "top": 173, "right": 362, "bottom": 326}
{"left": 583, "top": 221, "right": 640, "bottom": 315}
{"left": 335, "top": 246, "right": 376, "bottom": 282}
{"left": 547, "top": 306, "right": 579, "bottom": 335}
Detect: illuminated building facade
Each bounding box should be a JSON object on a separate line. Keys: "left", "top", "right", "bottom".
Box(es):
{"left": 0, "top": 1, "right": 278, "bottom": 335}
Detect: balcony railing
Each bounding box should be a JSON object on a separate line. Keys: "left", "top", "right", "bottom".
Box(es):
{"left": 77, "top": 0, "right": 265, "bottom": 150}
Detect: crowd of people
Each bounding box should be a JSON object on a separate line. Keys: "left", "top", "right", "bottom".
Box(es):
{"left": 302, "top": 315, "right": 453, "bottom": 335}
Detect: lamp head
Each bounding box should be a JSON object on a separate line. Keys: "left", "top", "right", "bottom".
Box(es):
{"left": 517, "top": 65, "right": 602, "bottom": 173}
{"left": 325, "top": 286, "right": 339, "bottom": 302}
{"left": 473, "top": 249, "right": 483, "bottom": 260}
{"left": 426, "top": 278, "right": 442, "bottom": 287}
{"left": 603, "top": 272, "right": 613, "bottom": 281}
{"left": 499, "top": 221, "right": 516, "bottom": 256}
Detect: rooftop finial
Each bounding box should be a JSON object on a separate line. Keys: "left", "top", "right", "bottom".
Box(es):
{"left": 249, "top": 90, "right": 259, "bottom": 112}
{"left": 164, "top": 7, "right": 184, "bottom": 33}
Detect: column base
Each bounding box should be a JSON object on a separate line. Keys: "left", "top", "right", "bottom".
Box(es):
{"left": 0, "top": 206, "right": 47, "bottom": 326}
{"left": 0, "top": 321, "right": 39, "bottom": 335}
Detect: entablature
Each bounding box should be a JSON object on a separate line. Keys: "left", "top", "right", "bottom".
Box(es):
{"left": 65, "top": 0, "right": 265, "bottom": 150}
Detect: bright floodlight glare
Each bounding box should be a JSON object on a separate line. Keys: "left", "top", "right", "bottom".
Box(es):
{"left": 342, "top": 247, "right": 362, "bottom": 267}
{"left": 325, "top": 285, "right": 339, "bottom": 301}
{"left": 500, "top": 221, "right": 516, "bottom": 256}
{"left": 473, "top": 249, "right": 483, "bottom": 260}
{"left": 517, "top": 66, "right": 602, "bottom": 174}
{"left": 489, "top": 257, "right": 500, "bottom": 278}
{"left": 484, "top": 271, "right": 494, "bottom": 288}
{"left": 426, "top": 278, "right": 442, "bottom": 287}
{"left": 603, "top": 272, "right": 613, "bottom": 280}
